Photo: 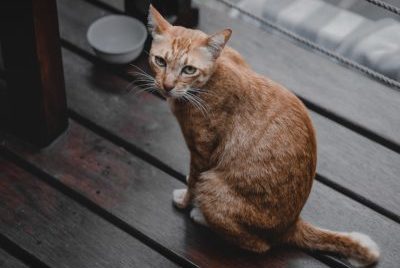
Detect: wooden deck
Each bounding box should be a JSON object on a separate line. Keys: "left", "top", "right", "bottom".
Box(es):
{"left": 0, "top": 0, "right": 399, "bottom": 267}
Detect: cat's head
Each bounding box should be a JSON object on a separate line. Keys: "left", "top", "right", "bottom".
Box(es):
{"left": 147, "top": 5, "right": 231, "bottom": 98}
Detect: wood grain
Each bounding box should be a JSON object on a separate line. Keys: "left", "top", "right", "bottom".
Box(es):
{"left": 47, "top": 0, "right": 400, "bottom": 266}
{"left": 0, "top": 248, "right": 28, "bottom": 268}
{"left": 0, "top": 157, "right": 177, "bottom": 268}
{"left": 4, "top": 121, "right": 328, "bottom": 268}
{"left": 57, "top": 50, "right": 400, "bottom": 266}
{"left": 6, "top": 118, "right": 400, "bottom": 267}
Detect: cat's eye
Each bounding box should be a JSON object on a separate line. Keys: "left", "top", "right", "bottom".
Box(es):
{"left": 182, "top": 65, "right": 197, "bottom": 75}
{"left": 154, "top": 56, "right": 166, "bottom": 67}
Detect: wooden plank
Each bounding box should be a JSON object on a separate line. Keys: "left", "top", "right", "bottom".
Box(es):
{"left": 56, "top": 0, "right": 400, "bottom": 220}
{"left": 0, "top": 248, "right": 28, "bottom": 268}
{"left": 0, "top": 157, "right": 177, "bottom": 268}
{"left": 4, "top": 121, "right": 327, "bottom": 268}
{"left": 303, "top": 183, "right": 400, "bottom": 268}
{"left": 311, "top": 112, "right": 400, "bottom": 218}
{"left": 97, "top": 0, "right": 123, "bottom": 10}
{"left": 0, "top": 0, "right": 68, "bottom": 147}
{"left": 5, "top": 119, "right": 400, "bottom": 267}
{"left": 53, "top": 0, "right": 400, "bottom": 265}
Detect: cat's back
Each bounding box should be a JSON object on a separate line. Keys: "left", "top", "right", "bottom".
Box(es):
{"left": 220, "top": 46, "right": 250, "bottom": 68}
{"left": 214, "top": 62, "right": 317, "bottom": 178}
{"left": 251, "top": 75, "right": 316, "bottom": 162}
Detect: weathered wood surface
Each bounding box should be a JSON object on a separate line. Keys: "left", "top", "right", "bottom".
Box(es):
{"left": 0, "top": 157, "right": 177, "bottom": 268}
{"left": 4, "top": 121, "right": 328, "bottom": 268}
{"left": 62, "top": 51, "right": 400, "bottom": 267}
{"left": 7, "top": 119, "right": 400, "bottom": 267}
{"left": 56, "top": 0, "right": 400, "bottom": 220}
{"left": 0, "top": 0, "right": 398, "bottom": 267}
{"left": 0, "top": 248, "right": 28, "bottom": 268}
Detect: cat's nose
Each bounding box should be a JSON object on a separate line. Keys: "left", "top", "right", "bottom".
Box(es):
{"left": 163, "top": 83, "right": 174, "bottom": 92}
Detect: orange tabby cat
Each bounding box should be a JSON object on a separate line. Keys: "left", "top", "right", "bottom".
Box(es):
{"left": 147, "top": 5, "right": 379, "bottom": 267}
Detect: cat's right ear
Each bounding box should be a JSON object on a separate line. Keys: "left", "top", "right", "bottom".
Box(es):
{"left": 148, "top": 5, "right": 171, "bottom": 38}
{"left": 206, "top": 29, "right": 232, "bottom": 59}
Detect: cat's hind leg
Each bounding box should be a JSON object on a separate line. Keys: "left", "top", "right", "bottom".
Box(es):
{"left": 195, "top": 170, "right": 271, "bottom": 253}
{"left": 205, "top": 210, "right": 270, "bottom": 253}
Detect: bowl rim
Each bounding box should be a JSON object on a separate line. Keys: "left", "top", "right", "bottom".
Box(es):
{"left": 87, "top": 14, "right": 148, "bottom": 54}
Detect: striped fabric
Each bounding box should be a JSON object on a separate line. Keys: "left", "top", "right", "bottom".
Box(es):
{"left": 230, "top": 0, "right": 400, "bottom": 82}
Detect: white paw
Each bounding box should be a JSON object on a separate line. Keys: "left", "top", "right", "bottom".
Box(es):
{"left": 347, "top": 232, "right": 380, "bottom": 267}
{"left": 186, "top": 175, "right": 189, "bottom": 183}
{"left": 172, "top": 189, "right": 187, "bottom": 208}
{"left": 190, "top": 207, "right": 208, "bottom": 226}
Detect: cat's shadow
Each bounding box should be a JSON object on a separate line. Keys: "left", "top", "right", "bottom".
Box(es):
{"left": 179, "top": 207, "right": 305, "bottom": 266}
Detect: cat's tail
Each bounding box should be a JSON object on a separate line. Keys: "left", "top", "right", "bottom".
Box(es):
{"left": 281, "top": 219, "right": 380, "bottom": 267}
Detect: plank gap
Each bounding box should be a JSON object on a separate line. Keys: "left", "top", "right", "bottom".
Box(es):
{"left": 0, "top": 233, "right": 50, "bottom": 268}
{"left": 299, "top": 97, "right": 400, "bottom": 155}
{"left": 316, "top": 174, "right": 400, "bottom": 224}
{"left": 68, "top": 109, "right": 186, "bottom": 181}
{"left": 83, "top": 0, "right": 123, "bottom": 15}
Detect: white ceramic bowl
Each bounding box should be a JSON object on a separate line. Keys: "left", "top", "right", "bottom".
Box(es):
{"left": 87, "top": 15, "right": 147, "bottom": 64}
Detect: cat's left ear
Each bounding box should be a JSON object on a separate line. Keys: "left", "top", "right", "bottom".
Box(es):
{"left": 206, "top": 29, "right": 232, "bottom": 59}
{"left": 148, "top": 4, "right": 171, "bottom": 38}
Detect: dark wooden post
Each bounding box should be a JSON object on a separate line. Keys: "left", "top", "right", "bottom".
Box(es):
{"left": 125, "top": 0, "right": 199, "bottom": 28}
{"left": 0, "top": 0, "right": 68, "bottom": 147}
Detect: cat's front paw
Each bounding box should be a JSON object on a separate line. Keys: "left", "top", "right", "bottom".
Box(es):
{"left": 172, "top": 189, "right": 189, "bottom": 209}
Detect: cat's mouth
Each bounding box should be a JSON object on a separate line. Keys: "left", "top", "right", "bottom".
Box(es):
{"left": 160, "top": 89, "right": 175, "bottom": 99}
{"left": 161, "top": 88, "right": 188, "bottom": 99}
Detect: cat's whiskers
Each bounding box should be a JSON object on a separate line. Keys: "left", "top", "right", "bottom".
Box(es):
{"left": 182, "top": 89, "right": 210, "bottom": 117}
{"left": 126, "top": 71, "right": 161, "bottom": 96}
{"left": 129, "top": 71, "right": 154, "bottom": 81}
{"left": 128, "top": 64, "right": 151, "bottom": 76}
{"left": 127, "top": 65, "right": 164, "bottom": 95}
{"left": 129, "top": 73, "right": 155, "bottom": 85}
{"left": 189, "top": 87, "right": 217, "bottom": 99}
{"left": 126, "top": 78, "right": 155, "bottom": 94}
{"left": 133, "top": 85, "right": 157, "bottom": 96}
{"left": 182, "top": 94, "right": 204, "bottom": 116}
